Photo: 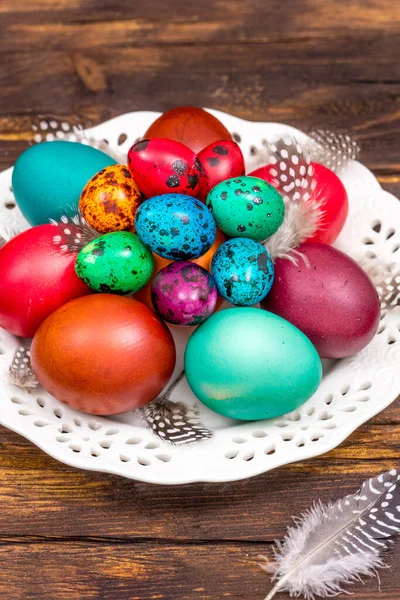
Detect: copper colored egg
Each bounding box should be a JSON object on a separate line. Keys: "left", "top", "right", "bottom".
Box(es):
{"left": 134, "top": 228, "right": 226, "bottom": 310}
{"left": 31, "top": 295, "right": 176, "bottom": 415}
{"left": 261, "top": 242, "right": 380, "bottom": 359}
{"left": 79, "top": 164, "right": 142, "bottom": 233}
{"left": 144, "top": 106, "right": 232, "bottom": 154}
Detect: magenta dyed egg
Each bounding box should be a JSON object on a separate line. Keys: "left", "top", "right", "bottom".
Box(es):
{"left": 261, "top": 242, "right": 380, "bottom": 359}
{"left": 151, "top": 262, "right": 218, "bottom": 326}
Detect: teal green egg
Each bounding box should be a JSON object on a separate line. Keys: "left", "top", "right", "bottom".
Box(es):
{"left": 76, "top": 231, "right": 154, "bottom": 295}
{"left": 184, "top": 308, "right": 322, "bottom": 420}
{"left": 12, "top": 141, "right": 117, "bottom": 226}
{"left": 206, "top": 176, "right": 284, "bottom": 241}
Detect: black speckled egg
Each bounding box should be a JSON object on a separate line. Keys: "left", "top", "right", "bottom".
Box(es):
{"left": 211, "top": 238, "right": 274, "bottom": 306}
{"left": 135, "top": 194, "right": 217, "bottom": 260}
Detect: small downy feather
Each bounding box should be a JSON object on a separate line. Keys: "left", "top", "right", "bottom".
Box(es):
{"left": 137, "top": 371, "right": 214, "bottom": 445}
{"left": 308, "top": 129, "right": 360, "bottom": 174}
{"left": 258, "top": 136, "right": 324, "bottom": 261}
{"left": 51, "top": 214, "right": 100, "bottom": 252}
{"left": 263, "top": 191, "right": 325, "bottom": 262}
{"left": 9, "top": 345, "right": 38, "bottom": 389}
{"left": 261, "top": 469, "right": 400, "bottom": 599}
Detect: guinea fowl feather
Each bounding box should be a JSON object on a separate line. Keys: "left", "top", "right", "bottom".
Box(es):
{"left": 261, "top": 469, "right": 400, "bottom": 599}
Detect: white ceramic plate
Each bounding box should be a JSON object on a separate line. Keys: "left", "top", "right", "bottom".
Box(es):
{"left": 0, "top": 110, "right": 399, "bottom": 484}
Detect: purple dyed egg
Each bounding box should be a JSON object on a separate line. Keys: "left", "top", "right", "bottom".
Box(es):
{"left": 261, "top": 242, "right": 380, "bottom": 359}
{"left": 151, "top": 261, "right": 218, "bottom": 326}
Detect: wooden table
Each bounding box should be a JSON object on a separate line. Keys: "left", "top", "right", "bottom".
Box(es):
{"left": 1, "top": 1, "right": 399, "bottom": 598}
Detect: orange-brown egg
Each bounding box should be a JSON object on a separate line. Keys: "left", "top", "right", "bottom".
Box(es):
{"left": 134, "top": 228, "right": 226, "bottom": 310}
{"left": 79, "top": 164, "right": 142, "bottom": 234}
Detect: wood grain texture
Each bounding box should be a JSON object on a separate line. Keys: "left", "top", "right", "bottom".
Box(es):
{"left": 0, "top": 541, "right": 399, "bottom": 600}
{"left": 0, "top": 0, "right": 400, "bottom": 598}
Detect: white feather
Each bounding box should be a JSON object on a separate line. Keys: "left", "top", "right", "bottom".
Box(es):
{"left": 260, "top": 470, "right": 400, "bottom": 599}
{"left": 264, "top": 197, "right": 324, "bottom": 262}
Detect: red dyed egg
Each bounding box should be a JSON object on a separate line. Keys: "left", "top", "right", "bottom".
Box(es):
{"left": 0, "top": 224, "right": 91, "bottom": 337}
{"left": 31, "top": 295, "right": 176, "bottom": 415}
{"left": 144, "top": 106, "right": 232, "bottom": 154}
{"left": 128, "top": 138, "right": 204, "bottom": 198}
{"left": 249, "top": 162, "right": 349, "bottom": 245}
{"left": 261, "top": 243, "right": 380, "bottom": 359}
{"left": 197, "top": 140, "right": 245, "bottom": 201}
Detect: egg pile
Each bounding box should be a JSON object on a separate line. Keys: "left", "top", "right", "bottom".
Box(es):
{"left": 0, "top": 106, "right": 380, "bottom": 421}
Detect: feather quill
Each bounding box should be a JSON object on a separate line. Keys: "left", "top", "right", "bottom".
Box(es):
{"left": 261, "top": 469, "right": 400, "bottom": 599}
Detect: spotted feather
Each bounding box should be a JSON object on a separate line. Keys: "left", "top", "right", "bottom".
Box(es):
{"left": 9, "top": 345, "right": 38, "bottom": 389}
{"left": 137, "top": 371, "right": 213, "bottom": 445}
{"left": 262, "top": 469, "right": 400, "bottom": 599}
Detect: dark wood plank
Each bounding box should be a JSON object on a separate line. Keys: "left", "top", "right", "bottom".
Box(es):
{"left": 1, "top": 40, "right": 400, "bottom": 174}
{"left": 0, "top": 540, "right": 398, "bottom": 600}
{"left": 1, "top": 0, "right": 400, "bottom": 51}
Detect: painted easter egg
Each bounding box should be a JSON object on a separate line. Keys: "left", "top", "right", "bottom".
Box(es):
{"left": 206, "top": 176, "right": 284, "bottom": 241}
{"left": 151, "top": 262, "right": 218, "bottom": 326}
{"left": 31, "top": 295, "right": 176, "bottom": 415}
{"left": 261, "top": 242, "right": 380, "bottom": 358}
{"left": 144, "top": 106, "right": 232, "bottom": 153}
{"left": 135, "top": 194, "right": 216, "bottom": 260}
{"left": 79, "top": 164, "right": 142, "bottom": 233}
{"left": 0, "top": 224, "right": 91, "bottom": 337}
{"left": 12, "top": 141, "right": 116, "bottom": 225}
{"left": 211, "top": 238, "right": 274, "bottom": 306}
{"left": 185, "top": 307, "right": 322, "bottom": 420}
{"left": 75, "top": 231, "right": 154, "bottom": 294}
{"left": 134, "top": 228, "right": 226, "bottom": 310}
{"left": 128, "top": 138, "right": 204, "bottom": 198}
{"left": 197, "top": 140, "right": 245, "bottom": 201}
{"left": 249, "top": 162, "right": 348, "bottom": 245}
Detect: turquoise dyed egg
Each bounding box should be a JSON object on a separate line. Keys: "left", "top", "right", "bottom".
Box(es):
{"left": 212, "top": 238, "right": 274, "bottom": 306}
{"left": 206, "top": 176, "right": 284, "bottom": 241}
{"left": 135, "top": 194, "right": 216, "bottom": 260}
{"left": 184, "top": 308, "right": 322, "bottom": 420}
{"left": 75, "top": 231, "right": 154, "bottom": 294}
{"left": 12, "top": 141, "right": 116, "bottom": 225}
